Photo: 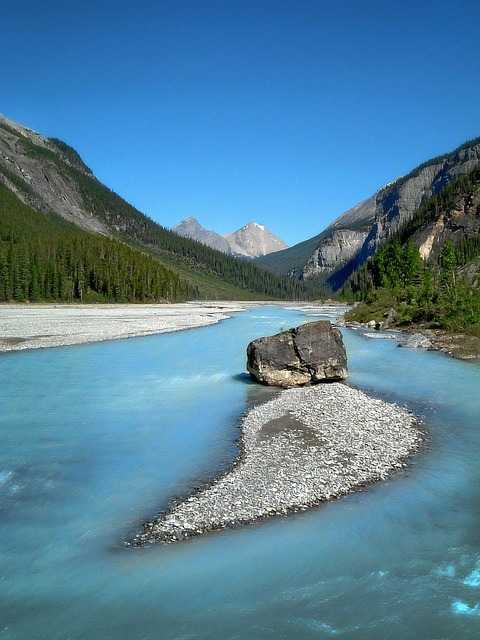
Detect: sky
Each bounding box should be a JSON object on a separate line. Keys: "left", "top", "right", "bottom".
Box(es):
{"left": 2, "top": 0, "right": 480, "bottom": 245}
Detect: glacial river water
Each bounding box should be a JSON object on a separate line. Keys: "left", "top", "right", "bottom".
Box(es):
{"left": 1, "top": 306, "right": 480, "bottom": 639}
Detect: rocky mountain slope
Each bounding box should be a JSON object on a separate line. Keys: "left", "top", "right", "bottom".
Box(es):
{"left": 255, "top": 197, "right": 376, "bottom": 280}
{"left": 256, "top": 137, "right": 480, "bottom": 289}
{"left": 348, "top": 166, "right": 480, "bottom": 291}
{"left": 225, "top": 222, "right": 288, "bottom": 258}
{"left": 344, "top": 167, "right": 480, "bottom": 353}
{"left": 174, "top": 217, "right": 288, "bottom": 258}
{"left": 0, "top": 115, "right": 306, "bottom": 301}
{"left": 0, "top": 116, "right": 106, "bottom": 233}
{"left": 407, "top": 171, "right": 480, "bottom": 263}
{"left": 173, "top": 217, "right": 232, "bottom": 254}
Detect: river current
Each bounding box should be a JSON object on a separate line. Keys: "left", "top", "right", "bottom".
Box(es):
{"left": 1, "top": 306, "right": 479, "bottom": 639}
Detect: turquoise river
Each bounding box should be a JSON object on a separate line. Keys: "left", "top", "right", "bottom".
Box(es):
{"left": 1, "top": 306, "right": 480, "bottom": 639}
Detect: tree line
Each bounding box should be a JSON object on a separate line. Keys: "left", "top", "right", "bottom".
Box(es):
{"left": 0, "top": 184, "right": 196, "bottom": 303}
{"left": 344, "top": 239, "right": 480, "bottom": 334}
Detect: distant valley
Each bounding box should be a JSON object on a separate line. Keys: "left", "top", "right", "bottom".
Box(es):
{"left": 1, "top": 112, "right": 479, "bottom": 323}
{"left": 0, "top": 115, "right": 305, "bottom": 302}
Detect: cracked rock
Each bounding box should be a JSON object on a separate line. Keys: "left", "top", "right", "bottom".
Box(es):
{"left": 246, "top": 321, "right": 348, "bottom": 387}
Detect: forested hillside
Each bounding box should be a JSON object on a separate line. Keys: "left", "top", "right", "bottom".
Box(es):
{"left": 0, "top": 116, "right": 309, "bottom": 301}
{"left": 51, "top": 151, "right": 308, "bottom": 299}
{"left": 344, "top": 169, "right": 480, "bottom": 334}
{"left": 0, "top": 184, "right": 195, "bottom": 302}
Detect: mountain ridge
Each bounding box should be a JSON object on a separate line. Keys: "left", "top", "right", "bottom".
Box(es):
{"left": 173, "top": 217, "right": 232, "bottom": 254}
{"left": 173, "top": 217, "right": 288, "bottom": 258}
{"left": 225, "top": 221, "right": 287, "bottom": 258}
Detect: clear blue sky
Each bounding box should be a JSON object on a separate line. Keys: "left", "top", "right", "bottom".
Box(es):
{"left": 2, "top": 0, "right": 480, "bottom": 245}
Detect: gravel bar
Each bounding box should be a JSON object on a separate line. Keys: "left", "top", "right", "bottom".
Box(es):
{"left": 133, "top": 383, "right": 422, "bottom": 545}
{"left": 0, "top": 302, "right": 254, "bottom": 352}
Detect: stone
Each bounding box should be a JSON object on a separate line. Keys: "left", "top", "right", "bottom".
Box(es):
{"left": 382, "top": 307, "right": 397, "bottom": 329}
{"left": 246, "top": 320, "right": 348, "bottom": 387}
{"left": 397, "top": 333, "right": 432, "bottom": 350}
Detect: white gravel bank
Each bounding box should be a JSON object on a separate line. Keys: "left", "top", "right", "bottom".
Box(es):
{"left": 0, "top": 302, "right": 253, "bottom": 352}
{"left": 134, "top": 383, "right": 422, "bottom": 544}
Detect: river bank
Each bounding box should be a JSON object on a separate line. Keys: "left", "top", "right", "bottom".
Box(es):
{"left": 0, "top": 302, "right": 255, "bottom": 352}
{"left": 344, "top": 319, "right": 480, "bottom": 361}
{"left": 133, "top": 382, "right": 422, "bottom": 545}
{"left": 403, "top": 326, "right": 480, "bottom": 361}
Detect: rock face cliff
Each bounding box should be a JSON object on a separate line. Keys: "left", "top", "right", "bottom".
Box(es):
{"left": 173, "top": 217, "right": 232, "bottom": 254}
{"left": 256, "top": 137, "right": 480, "bottom": 289}
{"left": 302, "top": 229, "right": 369, "bottom": 279}
{"left": 411, "top": 174, "right": 480, "bottom": 262}
{"left": 226, "top": 222, "right": 288, "bottom": 258}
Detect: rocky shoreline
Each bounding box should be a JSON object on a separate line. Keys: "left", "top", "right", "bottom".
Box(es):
{"left": 404, "top": 327, "right": 480, "bottom": 361}
{"left": 344, "top": 319, "right": 480, "bottom": 361}
{"left": 132, "top": 383, "right": 422, "bottom": 545}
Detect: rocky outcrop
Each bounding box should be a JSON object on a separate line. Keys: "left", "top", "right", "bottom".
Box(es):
{"left": 247, "top": 321, "right": 347, "bottom": 387}
{"left": 225, "top": 222, "right": 288, "bottom": 258}
{"left": 302, "top": 229, "right": 369, "bottom": 279}
{"left": 413, "top": 188, "right": 480, "bottom": 262}
{"left": 255, "top": 197, "right": 376, "bottom": 278}
{"left": 173, "top": 217, "right": 232, "bottom": 253}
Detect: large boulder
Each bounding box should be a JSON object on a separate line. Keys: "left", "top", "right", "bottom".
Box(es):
{"left": 246, "top": 321, "right": 348, "bottom": 387}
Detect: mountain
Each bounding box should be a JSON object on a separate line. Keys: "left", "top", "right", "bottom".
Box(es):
{"left": 256, "top": 137, "right": 480, "bottom": 290}
{"left": 225, "top": 222, "right": 288, "bottom": 258}
{"left": 255, "top": 198, "right": 376, "bottom": 280}
{"left": 348, "top": 166, "right": 480, "bottom": 290}
{"left": 173, "top": 218, "right": 288, "bottom": 259}
{"left": 0, "top": 115, "right": 307, "bottom": 301}
{"left": 173, "top": 217, "right": 232, "bottom": 254}
{"left": 344, "top": 166, "right": 480, "bottom": 341}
